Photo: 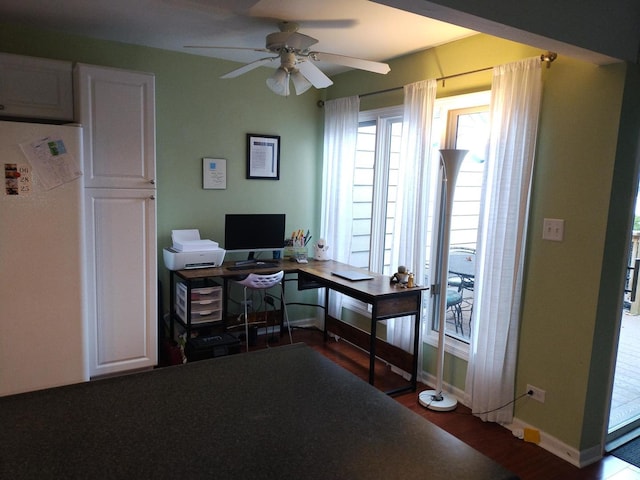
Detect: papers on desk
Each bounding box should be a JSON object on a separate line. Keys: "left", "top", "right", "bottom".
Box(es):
{"left": 171, "top": 229, "right": 219, "bottom": 252}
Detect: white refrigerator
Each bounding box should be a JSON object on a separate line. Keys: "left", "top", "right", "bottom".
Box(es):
{"left": 0, "top": 120, "right": 88, "bottom": 396}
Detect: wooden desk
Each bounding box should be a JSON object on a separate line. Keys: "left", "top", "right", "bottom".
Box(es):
{"left": 297, "top": 261, "right": 427, "bottom": 393}
{"left": 168, "top": 260, "right": 301, "bottom": 340}
{"left": 169, "top": 260, "right": 428, "bottom": 393}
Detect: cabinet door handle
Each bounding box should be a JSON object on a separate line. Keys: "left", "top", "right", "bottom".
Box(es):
{"left": 150, "top": 195, "right": 156, "bottom": 200}
{"left": 149, "top": 179, "right": 155, "bottom": 185}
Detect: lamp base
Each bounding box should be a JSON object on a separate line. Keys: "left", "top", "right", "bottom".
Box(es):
{"left": 418, "top": 389, "right": 458, "bottom": 412}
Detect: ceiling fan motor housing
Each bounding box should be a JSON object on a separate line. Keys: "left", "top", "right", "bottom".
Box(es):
{"left": 279, "top": 52, "right": 297, "bottom": 71}
{"left": 266, "top": 31, "right": 318, "bottom": 53}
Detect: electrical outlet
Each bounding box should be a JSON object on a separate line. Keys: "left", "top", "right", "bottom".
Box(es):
{"left": 527, "top": 384, "right": 546, "bottom": 403}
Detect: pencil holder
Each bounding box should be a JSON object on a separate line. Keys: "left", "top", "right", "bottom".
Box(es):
{"left": 284, "top": 246, "right": 307, "bottom": 260}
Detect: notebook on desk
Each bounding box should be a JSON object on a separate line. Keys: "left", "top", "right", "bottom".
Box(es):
{"left": 331, "top": 270, "right": 375, "bottom": 281}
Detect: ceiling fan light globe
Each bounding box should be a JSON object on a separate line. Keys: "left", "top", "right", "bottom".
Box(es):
{"left": 266, "top": 68, "right": 290, "bottom": 96}
{"left": 291, "top": 71, "right": 312, "bottom": 95}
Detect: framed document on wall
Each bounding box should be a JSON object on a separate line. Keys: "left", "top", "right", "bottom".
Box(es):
{"left": 246, "top": 134, "right": 280, "bottom": 180}
{"left": 202, "top": 158, "right": 227, "bottom": 189}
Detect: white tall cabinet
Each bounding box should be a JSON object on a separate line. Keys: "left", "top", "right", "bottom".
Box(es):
{"left": 75, "top": 64, "right": 157, "bottom": 377}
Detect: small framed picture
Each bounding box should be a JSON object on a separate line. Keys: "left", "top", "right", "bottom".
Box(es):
{"left": 246, "top": 134, "right": 280, "bottom": 180}
{"left": 202, "top": 158, "right": 227, "bottom": 189}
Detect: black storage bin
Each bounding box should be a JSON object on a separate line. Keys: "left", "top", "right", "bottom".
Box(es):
{"left": 185, "top": 333, "right": 240, "bottom": 362}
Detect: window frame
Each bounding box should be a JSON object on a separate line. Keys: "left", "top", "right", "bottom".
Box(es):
{"left": 343, "top": 106, "right": 403, "bottom": 316}
{"left": 425, "top": 91, "right": 490, "bottom": 359}
{"left": 343, "top": 92, "right": 490, "bottom": 359}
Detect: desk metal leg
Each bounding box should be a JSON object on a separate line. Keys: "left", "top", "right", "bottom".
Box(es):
{"left": 411, "top": 306, "right": 421, "bottom": 391}
{"left": 382, "top": 293, "right": 422, "bottom": 395}
{"left": 169, "top": 270, "right": 175, "bottom": 340}
{"left": 369, "top": 305, "right": 378, "bottom": 386}
{"left": 321, "top": 285, "right": 422, "bottom": 394}
{"left": 323, "top": 288, "right": 330, "bottom": 342}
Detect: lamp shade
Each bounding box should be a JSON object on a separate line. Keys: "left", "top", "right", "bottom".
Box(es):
{"left": 266, "top": 68, "right": 290, "bottom": 96}
{"left": 291, "top": 70, "right": 312, "bottom": 95}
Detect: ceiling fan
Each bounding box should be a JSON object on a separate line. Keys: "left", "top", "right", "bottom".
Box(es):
{"left": 185, "top": 21, "right": 391, "bottom": 96}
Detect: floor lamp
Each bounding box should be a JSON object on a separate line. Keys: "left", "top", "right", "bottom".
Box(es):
{"left": 419, "top": 149, "right": 468, "bottom": 412}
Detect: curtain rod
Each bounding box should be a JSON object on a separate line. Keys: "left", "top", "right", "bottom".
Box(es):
{"left": 359, "top": 65, "right": 493, "bottom": 98}
{"left": 318, "top": 51, "right": 557, "bottom": 106}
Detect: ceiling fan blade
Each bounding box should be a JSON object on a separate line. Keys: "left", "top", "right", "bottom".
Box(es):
{"left": 184, "top": 45, "right": 270, "bottom": 53}
{"left": 310, "top": 52, "right": 391, "bottom": 75}
{"left": 298, "top": 19, "right": 358, "bottom": 29}
{"left": 221, "top": 57, "right": 278, "bottom": 79}
{"left": 296, "top": 61, "right": 333, "bottom": 89}
{"left": 248, "top": 17, "right": 358, "bottom": 30}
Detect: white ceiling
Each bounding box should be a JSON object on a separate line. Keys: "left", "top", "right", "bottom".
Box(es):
{"left": 0, "top": 0, "right": 476, "bottom": 75}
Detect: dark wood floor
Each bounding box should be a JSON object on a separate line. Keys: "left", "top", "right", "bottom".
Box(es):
{"left": 260, "top": 327, "right": 639, "bottom": 480}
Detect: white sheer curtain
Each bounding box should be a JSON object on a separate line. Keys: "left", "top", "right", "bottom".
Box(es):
{"left": 387, "top": 79, "right": 437, "bottom": 351}
{"left": 465, "top": 57, "right": 542, "bottom": 423}
{"left": 320, "top": 96, "right": 360, "bottom": 318}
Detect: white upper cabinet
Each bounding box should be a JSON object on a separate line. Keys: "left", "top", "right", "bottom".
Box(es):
{"left": 0, "top": 53, "right": 73, "bottom": 122}
{"left": 75, "top": 64, "right": 156, "bottom": 189}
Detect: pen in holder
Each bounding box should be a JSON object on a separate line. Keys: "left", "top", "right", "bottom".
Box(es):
{"left": 284, "top": 246, "right": 308, "bottom": 260}
{"left": 286, "top": 229, "right": 311, "bottom": 261}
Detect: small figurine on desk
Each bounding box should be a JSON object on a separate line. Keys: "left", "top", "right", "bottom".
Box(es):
{"left": 313, "top": 238, "right": 330, "bottom": 261}
{"left": 391, "top": 265, "right": 409, "bottom": 284}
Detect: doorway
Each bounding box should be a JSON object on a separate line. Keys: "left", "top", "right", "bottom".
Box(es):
{"left": 607, "top": 193, "right": 640, "bottom": 449}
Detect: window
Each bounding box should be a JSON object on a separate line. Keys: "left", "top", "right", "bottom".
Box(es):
{"left": 431, "top": 93, "right": 489, "bottom": 352}
{"left": 442, "top": 103, "right": 490, "bottom": 250}
{"left": 349, "top": 92, "right": 489, "bottom": 351}
{"left": 352, "top": 107, "right": 403, "bottom": 275}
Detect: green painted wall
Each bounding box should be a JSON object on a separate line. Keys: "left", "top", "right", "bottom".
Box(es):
{"left": 0, "top": 22, "right": 324, "bottom": 315}
{"left": 328, "top": 34, "right": 630, "bottom": 451}
{"left": 2, "top": 23, "right": 636, "bottom": 454}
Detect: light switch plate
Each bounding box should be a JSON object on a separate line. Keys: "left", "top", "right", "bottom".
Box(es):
{"left": 543, "top": 218, "right": 564, "bottom": 241}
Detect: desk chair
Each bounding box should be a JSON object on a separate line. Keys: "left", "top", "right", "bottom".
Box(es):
{"left": 234, "top": 271, "right": 292, "bottom": 352}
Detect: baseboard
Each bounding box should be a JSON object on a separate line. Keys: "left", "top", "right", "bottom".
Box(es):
{"left": 290, "top": 317, "right": 322, "bottom": 329}
{"left": 507, "top": 417, "right": 603, "bottom": 468}
{"left": 417, "top": 368, "right": 603, "bottom": 469}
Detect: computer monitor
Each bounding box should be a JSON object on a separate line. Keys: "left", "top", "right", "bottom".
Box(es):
{"left": 224, "top": 213, "right": 286, "bottom": 259}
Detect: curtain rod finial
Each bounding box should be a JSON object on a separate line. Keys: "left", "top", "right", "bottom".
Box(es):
{"left": 540, "top": 52, "right": 558, "bottom": 68}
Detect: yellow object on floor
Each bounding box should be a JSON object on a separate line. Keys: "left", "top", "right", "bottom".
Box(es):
{"left": 523, "top": 428, "right": 540, "bottom": 444}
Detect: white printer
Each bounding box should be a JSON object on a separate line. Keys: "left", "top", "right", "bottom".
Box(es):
{"left": 163, "top": 229, "right": 226, "bottom": 270}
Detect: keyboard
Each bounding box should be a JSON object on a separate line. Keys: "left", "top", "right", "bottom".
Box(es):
{"left": 227, "top": 262, "right": 280, "bottom": 271}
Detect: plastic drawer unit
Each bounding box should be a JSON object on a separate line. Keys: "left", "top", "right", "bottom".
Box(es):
{"left": 175, "top": 282, "right": 223, "bottom": 325}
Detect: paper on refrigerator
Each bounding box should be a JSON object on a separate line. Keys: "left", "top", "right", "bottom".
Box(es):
{"left": 19, "top": 136, "right": 82, "bottom": 190}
